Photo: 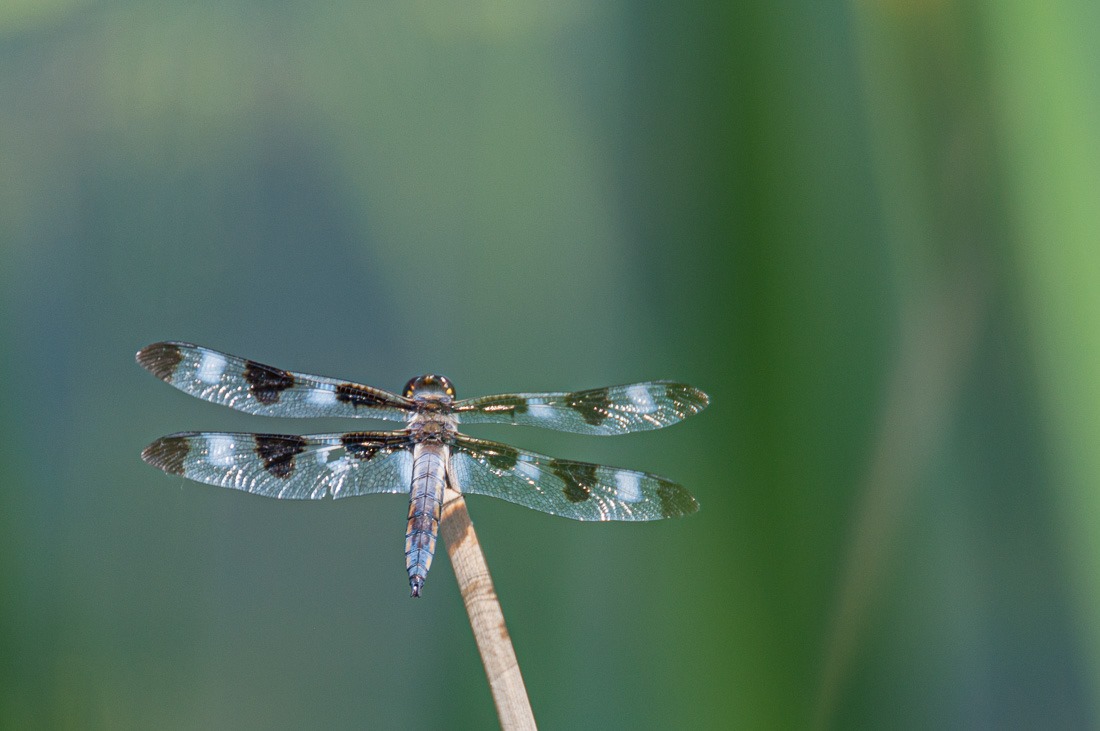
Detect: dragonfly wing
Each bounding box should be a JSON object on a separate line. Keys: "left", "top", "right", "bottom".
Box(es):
{"left": 137, "top": 342, "right": 414, "bottom": 420}
{"left": 449, "top": 434, "right": 698, "bottom": 521}
{"left": 452, "top": 382, "right": 708, "bottom": 435}
{"left": 141, "top": 431, "right": 413, "bottom": 499}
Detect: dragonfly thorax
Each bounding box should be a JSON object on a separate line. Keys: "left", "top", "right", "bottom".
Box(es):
{"left": 409, "top": 419, "right": 456, "bottom": 444}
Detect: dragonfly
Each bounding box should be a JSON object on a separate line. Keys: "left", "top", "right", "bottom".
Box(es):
{"left": 137, "top": 342, "right": 708, "bottom": 597}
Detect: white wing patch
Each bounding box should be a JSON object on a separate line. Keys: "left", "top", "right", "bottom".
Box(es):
{"left": 311, "top": 443, "right": 351, "bottom": 474}
{"left": 516, "top": 458, "right": 541, "bottom": 483}
{"left": 614, "top": 469, "right": 643, "bottom": 503}
{"left": 206, "top": 434, "right": 236, "bottom": 466}
{"left": 626, "top": 383, "right": 657, "bottom": 415}
{"left": 196, "top": 350, "right": 228, "bottom": 384}
{"left": 307, "top": 385, "right": 337, "bottom": 405}
{"left": 526, "top": 403, "right": 555, "bottom": 420}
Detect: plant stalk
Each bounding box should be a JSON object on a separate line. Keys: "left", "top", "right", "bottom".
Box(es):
{"left": 441, "top": 487, "right": 536, "bottom": 730}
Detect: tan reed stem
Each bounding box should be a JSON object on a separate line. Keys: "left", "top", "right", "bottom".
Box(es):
{"left": 441, "top": 486, "right": 537, "bottom": 730}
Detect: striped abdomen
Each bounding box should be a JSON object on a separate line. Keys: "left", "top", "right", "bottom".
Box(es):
{"left": 406, "top": 443, "right": 448, "bottom": 597}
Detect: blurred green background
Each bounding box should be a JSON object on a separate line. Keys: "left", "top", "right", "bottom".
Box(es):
{"left": 2, "top": 1, "right": 1099, "bottom": 728}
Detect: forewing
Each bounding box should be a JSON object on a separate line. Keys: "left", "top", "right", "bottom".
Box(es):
{"left": 141, "top": 431, "right": 413, "bottom": 499}
{"left": 136, "top": 342, "right": 414, "bottom": 420}
{"left": 452, "top": 382, "right": 708, "bottom": 435}
{"left": 449, "top": 435, "right": 699, "bottom": 521}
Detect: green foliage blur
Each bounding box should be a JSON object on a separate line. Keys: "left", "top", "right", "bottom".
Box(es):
{"left": 2, "top": 1, "right": 1098, "bottom": 728}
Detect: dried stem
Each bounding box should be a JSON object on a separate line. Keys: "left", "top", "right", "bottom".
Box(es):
{"left": 441, "top": 486, "right": 536, "bottom": 730}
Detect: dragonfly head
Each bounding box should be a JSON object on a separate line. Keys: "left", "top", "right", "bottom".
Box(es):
{"left": 404, "top": 374, "right": 456, "bottom": 401}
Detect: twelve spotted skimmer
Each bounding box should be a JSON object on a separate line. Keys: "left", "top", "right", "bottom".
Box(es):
{"left": 137, "top": 342, "right": 708, "bottom": 596}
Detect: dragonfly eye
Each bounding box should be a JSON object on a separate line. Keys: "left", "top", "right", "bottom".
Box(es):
{"left": 403, "top": 374, "right": 456, "bottom": 399}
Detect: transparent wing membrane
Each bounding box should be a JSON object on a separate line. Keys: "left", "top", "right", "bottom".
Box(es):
{"left": 453, "top": 382, "right": 709, "bottom": 435}
{"left": 137, "top": 342, "right": 414, "bottom": 420}
{"left": 450, "top": 435, "right": 698, "bottom": 521}
{"left": 141, "top": 431, "right": 413, "bottom": 499}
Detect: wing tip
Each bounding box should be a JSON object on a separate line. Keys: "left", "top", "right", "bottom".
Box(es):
{"left": 684, "top": 495, "right": 701, "bottom": 515}
{"left": 141, "top": 435, "right": 190, "bottom": 476}
{"left": 650, "top": 381, "right": 709, "bottom": 411}
{"left": 136, "top": 341, "right": 187, "bottom": 382}
{"left": 657, "top": 480, "right": 701, "bottom": 519}
{"left": 679, "top": 384, "right": 710, "bottom": 413}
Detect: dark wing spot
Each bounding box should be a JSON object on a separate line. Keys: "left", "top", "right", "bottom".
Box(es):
{"left": 136, "top": 342, "right": 184, "bottom": 382}
{"left": 656, "top": 480, "right": 699, "bottom": 518}
{"left": 553, "top": 462, "right": 595, "bottom": 503}
{"left": 665, "top": 384, "right": 710, "bottom": 415}
{"left": 335, "top": 383, "right": 390, "bottom": 408}
{"left": 564, "top": 388, "right": 613, "bottom": 427}
{"left": 254, "top": 435, "right": 306, "bottom": 478}
{"left": 483, "top": 445, "right": 519, "bottom": 471}
{"left": 341, "top": 433, "right": 383, "bottom": 460}
{"left": 563, "top": 481, "right": 591, "bottom": 503}
{"left": 141, "top": 435, "right": 190, "bottom": 475}
{"left": 244, "top": 361, "right": 295, "bottom": 405}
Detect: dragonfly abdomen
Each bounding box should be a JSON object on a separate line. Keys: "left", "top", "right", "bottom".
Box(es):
{"left": 405, "top": 444, "right": 447, "bottom": 597}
